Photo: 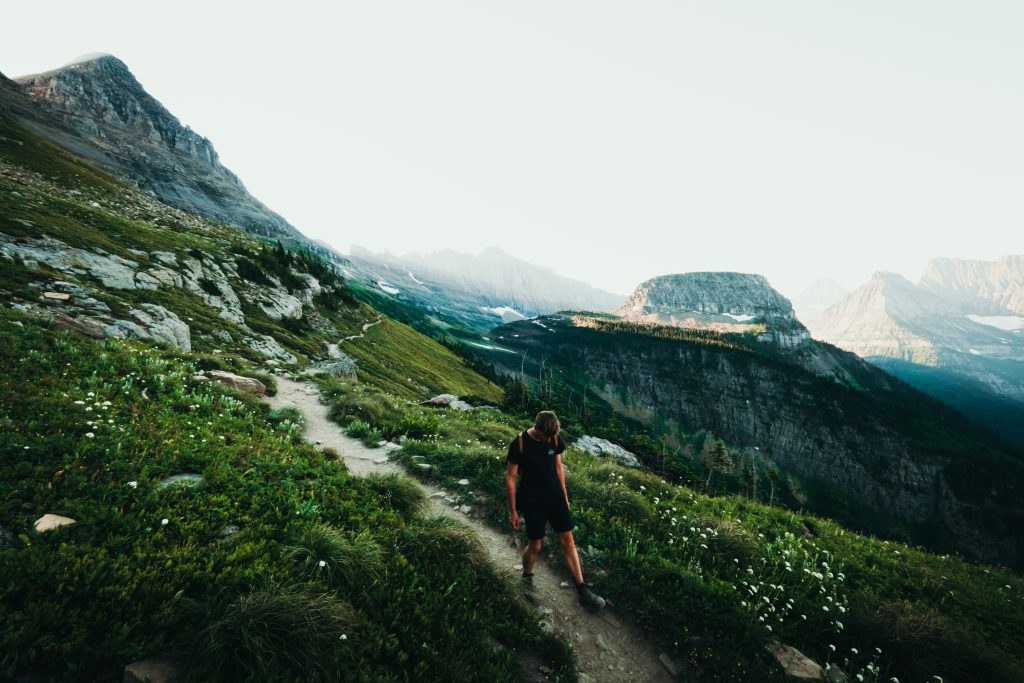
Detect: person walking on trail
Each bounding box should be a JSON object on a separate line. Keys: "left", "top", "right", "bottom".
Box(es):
{"left": 506, "top": 410, "right": 607, "bottom": 609}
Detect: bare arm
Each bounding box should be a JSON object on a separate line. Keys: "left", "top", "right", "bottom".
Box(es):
{"left": 506, "top": 461, "right": 519, "bottom": 528}
{"left": 555, "top": 454, "right": 570, "bottom": 509}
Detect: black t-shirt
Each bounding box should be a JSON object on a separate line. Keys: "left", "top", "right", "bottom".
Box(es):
{"left": 507, "top": 430, "right": 567, "bottom": 504}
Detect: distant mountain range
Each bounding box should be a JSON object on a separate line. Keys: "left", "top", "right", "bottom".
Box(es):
{"left": 810, "top": 256, "right": 1024, "bottom": 445}
{"left": 6, "top": 54, "right": 308, "bottom": 245}
{"left": 342, "top": 244, "right": 625, "bottom": 333}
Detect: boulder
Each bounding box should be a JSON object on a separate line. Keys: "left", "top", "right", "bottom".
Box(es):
{"left": 34, "top": 514, "right": 77, "bottom": 533}
{"left": 105, "top": 304, "right": 191, "bottom": 351}
{"left": 207, "top": 370, "right": 266, "bottom": 396}
{"left": 422, "top": 394, "right": 474, "bottom": 411}
{"left": 766, "top": 641, "right": 825, "bottom": 681}
{"left": 245, "top": 335, "right": 297, "bottom": 364}
{"left": 42, "top": 291, "right": 70, "bottom": 301}
{"left": 123, "top": 655, "right": 183, "bottom": 683}
{"left": 574, "top": 435, "right": 641, "bottom": 468}
{"left": 52, "top": 313, "right": 108, "bottom": 341}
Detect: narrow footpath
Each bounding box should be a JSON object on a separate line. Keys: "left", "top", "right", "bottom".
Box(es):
{"left": 266, "top": 376, "right": 676, "bottom": 683}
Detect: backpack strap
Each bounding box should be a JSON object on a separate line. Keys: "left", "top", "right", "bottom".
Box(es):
{"left": 553, "top": 434, "right": 559, "bottom": 449}
{"left": 518, "top": 432, "right": 524, "bottom": 455}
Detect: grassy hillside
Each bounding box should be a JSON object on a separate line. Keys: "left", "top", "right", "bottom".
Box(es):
{"left": 316, "top": 374, "right": 1024, "bottom": 683}
{"left": 0, "top": 309, "right": 568, "bottom": 681}
{"left": 338, "top": 315, "right": 502, "bottom": 402}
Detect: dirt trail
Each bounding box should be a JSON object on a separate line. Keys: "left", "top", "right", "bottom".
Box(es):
{"left": 339, "top": 315, "right": 384, "bottom": 343}
{"left": 267, "top": 376, "right": 676, "bottom": 683}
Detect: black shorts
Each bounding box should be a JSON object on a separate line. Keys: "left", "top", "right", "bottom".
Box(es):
{"left": 519, "top": 496, "right": 573, "bottom": 541}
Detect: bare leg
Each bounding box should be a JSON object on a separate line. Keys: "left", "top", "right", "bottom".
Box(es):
{"left": 522, "top": 538, "right": 542, "bottom": 574}
{"left": 559, "top": 531, "right": 585, "bottom": 584}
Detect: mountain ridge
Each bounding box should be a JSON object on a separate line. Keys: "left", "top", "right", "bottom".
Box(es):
{"left": 6, "top": 54, "right": 309, "bottom": 245}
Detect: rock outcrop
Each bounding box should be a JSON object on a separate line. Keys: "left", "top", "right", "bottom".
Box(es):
{"left": 11, "top": 54, "right": 307, "bottom": 245}
{"left": 615, "top": 272, "right": 811, "bottom": 348}
{"left": 574, "top": 435, "right": 641, "bottom": 468}
{"left": 207, "top": 370, "right": 266, "bottom": 396}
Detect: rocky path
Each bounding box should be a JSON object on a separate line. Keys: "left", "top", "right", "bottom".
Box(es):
{"left": 266, "top": 376, "right": 676, "bottom": 683}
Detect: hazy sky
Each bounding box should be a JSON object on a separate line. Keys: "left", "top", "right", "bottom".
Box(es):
{"left": 3, "top": 1, "right": 1021, "bottom": 298}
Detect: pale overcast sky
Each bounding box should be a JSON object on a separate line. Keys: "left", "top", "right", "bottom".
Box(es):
{"left": 3, "top": 1, "right": 1021, "bottom": 298}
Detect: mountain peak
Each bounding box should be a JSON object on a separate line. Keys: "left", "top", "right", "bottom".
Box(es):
{"left": 9, "top": 55, "right": 306, "bottom": 244}
{"left": 619, "top": 272, "right": 795, "bottom": 316}
{"left": 63, "top": 52, "right": 121, "bottom": 68}
{"left": 615, "top": 272, "right": 809, "bottom": 347}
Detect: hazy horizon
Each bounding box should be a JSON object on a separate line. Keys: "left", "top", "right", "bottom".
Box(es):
{"left": 3, "top": 2, "right": 1021, "bottom": 300}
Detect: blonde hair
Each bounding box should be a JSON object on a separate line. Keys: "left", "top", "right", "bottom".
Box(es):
{"left": 534, "top": 410, "right": 560, "bottom": 438}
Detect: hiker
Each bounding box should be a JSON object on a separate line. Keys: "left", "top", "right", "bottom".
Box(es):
{"left": 506, "top": 410, "right": 606, "bottom": 608}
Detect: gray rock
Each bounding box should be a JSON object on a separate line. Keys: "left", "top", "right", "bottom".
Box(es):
{"left": 207, "top": 370, "right": 266, "bottom": 396}
{"left": 766, "top": 641, "right": 825, "bottom": 681}
{"left": 574, "top": 435, "right": 641, "bottom": 468}
{"left": 42, "top": 291, "right": 70, "bottom": 301}
{"left": 52, "top": 313, "right": 108, "bottom": 340}
{"left": 423, "top": 394, "right": 474, "bottom": 411}
{"left": 123, "top": 304, "right": 191, "bottom": 351}
{"left": 123, "top": 654, "right": 183, "bottom": 683}
{"left": 244, "top": 335, "right": 297, "bottom": 364}
{"left": 0, "top": 234, "right": 140, "bottom": 289}
{"left": 33, "top": 514, "right": 77, "bottom": 532}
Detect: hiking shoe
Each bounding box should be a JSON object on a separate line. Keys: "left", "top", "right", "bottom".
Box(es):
{"left": 521, "top": 573, "right": 535, "bottom": 590}
{"left": 577, "top": 584, "right": 606, "bottom": 609}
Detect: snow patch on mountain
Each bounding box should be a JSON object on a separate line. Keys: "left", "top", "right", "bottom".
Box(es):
{"left": 967, "top": 314, "right": 1023, "bottom": 331}
{"left": 481, "top": 306, "right": 527, "bottom": 323}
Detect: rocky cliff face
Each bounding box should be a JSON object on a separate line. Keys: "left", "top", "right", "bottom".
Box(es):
{"left": 11, "top": 54, "right": 306, "bottom": 243}
{"left": 615, "top": 273, "right": 810, "bottom": 348}
{"left": 919, "top": 255, "right": 1024, "bottom": 314}
{"left": 488, "top": 314, "right": 1024, "bottom": 565}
